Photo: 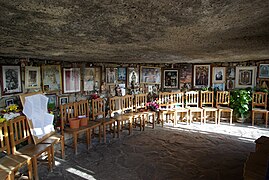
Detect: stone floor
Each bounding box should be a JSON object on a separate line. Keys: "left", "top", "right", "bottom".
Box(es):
{"left": 37, "top": 122, "right": 269, "bottom": 180}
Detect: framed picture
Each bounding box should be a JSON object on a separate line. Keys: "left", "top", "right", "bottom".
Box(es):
{"left": 63, "top": 68, "right": 81, "bottom": 93}
{"left": 235, "top": 66, "right": 257, "bottom": 88}
{"left": 213, "top": 83, "right": 225, "bottom": 91}
{"left": 163, "top": 69, "right": 178, "bottom": 89}
{"left": 179, "top": 64, "right": 192, "bottom": 90}
{"left": 227, "top": 79, "right": 235, "bottom": 90}
{"left": 106, "top": 68, "right": 117, "bottom": 84}
{"left": 258, "top": 64, "right": 269, "bottom": 78}
{"left": 140, "top": 66, "right": 161, "bottom": 84}
{"left": 227, "top": 67, "right": 235, "bottom": 78}
{"left": 42, "top": 65, "right": 62, "bottom": 92}
{"left": 212, "top": 67, "right": 226, "bottom": 83}
{"left": 109, "top": 84, "right": 116, "bottom": 96}
{"left": 46, "top": 94, "right": 57, "bottom": 110}
{"left": 59, "top": 96, "right": 69, "bottom": 105}
{"left": 193, "top": 65, "right": 211, "bottom": 88}
{"left": 259, "top": 79, "right": 269, "bottom": 89}
{"left": 118, "top": 68, "right": 126, "bottom": 81}
{"left": 25, "top": 66, "right": 41, "bottom": 89}
{"left": 83, "top": 67, "right": 100, "bottom": 92}
{"left": 5, "top": 98, "right": 14, "bottom": 106}
{"left": 127, "top": 67, "right": 139, "bottom": 87}
{"left": 1, "top": 65, "right": 22, "bottom": 95}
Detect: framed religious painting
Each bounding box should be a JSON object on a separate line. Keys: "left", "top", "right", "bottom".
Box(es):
{"left": 212, "top": 67, "right": 226, "bottom": 83}
{"left": 127, "top": 67, "right": 139, "bottom": 87}
{"left": 46, "top": 93, "right": 57, "bottom": 110}
{"left": 179, "top": 64, "right": 192, "bottom": 90}
{"left": 5, "top": 98, "right": 14, "bottom": 107}
{"left": 25, "top": 66, "right": 41, "bottom": 89}
{"left": 106, "top": 68, "right": 117, "bottom": 84}
{"left": 42, "top": 65, "right": 62, "bottom": 92}
{"left": 193, "top": 64, "right": 211, "bottom": 88}
{"left": 258, "top": 64, "right": 269, "bottom": 78}
{"left": 118, "top": 67, "right": 126, "bottom": 81}
{"left": 140, "top": 66, "right": 161, "bottom": 84}
{"left": 213, "top": 83, "right": 225, "bottom": 91}
{"left": 83, "top": 67, "right": 101, "bottom": 92}
{"left": 226, "top": 79, "right": 235, "bottom": 90}
{"left": 235, "top": 66, "right": 257, "bottom": 88}
{"left": 259, "top": 79, "right": 269, "bottom": 89}
{"left": 227, "top": 67, "right": 235, "bottom": 78}
{"left": 59, "top": 96, "right": 69, "bottom": 106}
{"left": 163, "top": 69, "right": 178, "bottom": 89}
{"left": 1, "top": 65, "right": 22, "bottom": 95}
{"left": 63, "top": 68, "right": 81, "bottom": 93}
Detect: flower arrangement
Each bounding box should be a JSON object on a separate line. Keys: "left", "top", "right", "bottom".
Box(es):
{"left": 1, "top": 104, "right": 21, "bottom": 121}
{"left": 146, "top": 100, "right": 159, "bottom": 111}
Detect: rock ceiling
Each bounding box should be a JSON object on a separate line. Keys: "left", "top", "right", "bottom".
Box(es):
{"left": 0, "top": 0, "right": 268, "bottom": 63}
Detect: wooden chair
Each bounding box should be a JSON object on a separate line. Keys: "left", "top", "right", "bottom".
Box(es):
{"left": 109, "top": 96, "right": 124, "bottom": 137}
{"left": 9, "top": 116, "right": 53, "bottom": 180}
{"left": 200, "top": 91, "right": 218, "bottom": 124}
{"left": 173, "top": 92, "right": 189, "bottom": 125}
{"left": 158, "top": 92, "right": 176, "bottom": 127}
{"left": 92, "top": 98, "right": 116, "bottom": 143}
{"left": 120, "top": 95, "right": 134, "bottom": 134}
{"left": 0, "top": 121, "right": 33, "bottom": 180}
{"left": 252, "top": 92, "right": 268, "bottom": 128}
{"left": 60, "top": 101, "right": 101, "bottom": 155}
{"left": 134, "top": 93, "right": 156, "bottom": 129}
{"left": 216, "top": 91, "right": 233, "bottom": 125}
{"left": 185, "top": 91, "right": 203, "bottom": 124}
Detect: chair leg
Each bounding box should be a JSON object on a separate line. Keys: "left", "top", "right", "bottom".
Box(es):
{"left": 113, "top": 121, "right": 116, "bottom": 138}
{"left": 218, "top": 111, "right": 221, "bottom": 125}
{"left": 230, "top": 111, "right": 233, "bottom": 125}
{"left": 200, "top": 111, "right": 203, "bottom": 124}
{"left": 99, "top": 125, "right": 102, "bottom": 143}
{"left": 103, "top": 124, "right": 107, "bottom": 143}
{"left": 86, "top": 129, "right": 90, "bottom": 149}
{"left": 266, "top": 112, "right": 268, "bottom": 128}
{"left": 215, "top": 111, "right": 218, "bottom": 124}
{"left": 33, "top": 157, "right": 38, "bottom": 180}
{"left": 28, "top": 158, "right": 33, "bottom": 180}
{"left": 61, "top": 137, "right": 65, "bottom": 159}
{"left": 73, "top": 133, "right": 78, "bottom": 155}
{"left": 117, "top": 120, "right": 120, "bottom": 138}
{"left": 252, "top": 111, "right": 255, "bottom": 126}
{"left": 47, "top": 147, "right": 52, "bottom": 172}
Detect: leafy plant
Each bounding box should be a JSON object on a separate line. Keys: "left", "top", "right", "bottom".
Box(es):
{"left": 230, "top": 89, "right": 252, "bottom": 119}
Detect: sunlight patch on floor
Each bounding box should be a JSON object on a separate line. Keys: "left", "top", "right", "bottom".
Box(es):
{"left": 66, "top": 167, "right": 96, "bottom": 179}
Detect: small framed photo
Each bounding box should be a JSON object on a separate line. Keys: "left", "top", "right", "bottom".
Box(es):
{"left": 42, "top": 65, "right": 62, "bottom": 92}
{"left": 259, "top": 79, "right": 269, "bottom": 89}
{"left": 227, "top": 67, "right": 235, "bottom": 78}
{"left": 46, "top": 94, "right": 57, "bottom": 110}
{"left": 212, "top": 67, "right": 226, "bottom": 83}
{"left": 25, "top": 66, "right": 41, "bottom": 89}
{"left": 109, "top": 85, "right": 116, "bottom": 96}
{"left": 213, "top": 83, "right": 225, "bottom": 91}
{"left": 106, "top": 68, "right": 117, "bottom": 84}
{"left": 118, "top": 68, "right": 126, "bottom": 81}
{"left": 1, "top": 65, "right": 22, "bottom": 95}
{"left": 5, "top": 98, "right": 14, "bottom": 107}
{"left": 258, "top": 64, "right": 269, "bottom": 78}
{"left": 226, "top": 79, "right": 235, "bottom": 90}
{"left": 193, "top": 64, "right": 211, "bottom": 88}
{"left": 59, "top": 96, "right": 69, "bottom": 105}
{"left": 63, "top": 68, "right": 81, "bottom": 93}
{"left": 235, "top": 66, "right": 257, "bottom": 88}
{"left": 163, "top": 69, "right": 178, "bottom": 89}
{"left": 127, "top": 67, "right": 139, "bottom": 87}
{"left": 140, "top": 66, "right": 161, "bottom": 84}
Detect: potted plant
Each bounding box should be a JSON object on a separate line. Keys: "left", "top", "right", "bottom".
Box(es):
{"left": 230, "top": 89, "right": 252, "bottom": 122}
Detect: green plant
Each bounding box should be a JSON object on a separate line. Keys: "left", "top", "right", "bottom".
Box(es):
{"left": 230, "top": 89, "right": 252, "bottom": 119}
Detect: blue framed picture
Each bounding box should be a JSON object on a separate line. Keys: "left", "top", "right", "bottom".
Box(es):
{"left": 259, "top": 64, "right": 269, "bottom": 78}
{"left": 118, "top": 68, "right": 126, "bottom": 81}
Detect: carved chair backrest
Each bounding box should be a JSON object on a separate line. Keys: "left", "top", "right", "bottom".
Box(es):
{"left": 200, "top": 91, "right": 214, "bottom": 107}
{"left": 134, "top": 94, "right": 147, "bottom": 112}
{"left": 75, "top": 100, "right": 89, "bottom": 117}
{"left": 158, "top": 92, "right": 172, "bottom": 109}
{"left": 170, "top": 92, "right": 185, "bottom": 108}
{"left": 0, "top": 121, "right": 11, "bottom": 155}
{"left": 122, "top": 95, "right": 133, "bottom": 113}
{"left": 185, "top": 91, "right": 199, "bottom": 108}
{"left": 60, "top": 102, "right": 76, "bottom": 134}
{"left": 92, "top": 98, "right": 105, "bottom": 120}
{"left": 109, "top": 96, "right": 122, "bottom": 117}
{"left": 216, "top": 91, "right": 230, "bottom": 107}
{"left": 252, "top": 92, "right": 267, "bottom": 109}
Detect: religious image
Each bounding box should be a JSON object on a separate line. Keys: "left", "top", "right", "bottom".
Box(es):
{"left": 212, "top": 67, "right": 225, "bottom": 83}
{"left": 127, "top": 67, "right": 139, "bottom": 88}
{"left": 118, "top": 67, "right": 126, "bottom": 81}
{"left": 1, "top": 65, "right": 22, "bottom": 95}
{"left": 193, "top": 65, "right": 210, "bottom": 88}
{"left": 259, "top": 64, "right": 269, "bottom": 78}
{"left": 163, "top": 70, "right": 178, "bottom": 88}
{"left": 106, "top": 68, "right": 117, "bottom": 84}
{"left": 141, "top": 67, "right": 161, "bottom": 84}
{"left": 180, "top": 64, "right": 192, "bottom": 90}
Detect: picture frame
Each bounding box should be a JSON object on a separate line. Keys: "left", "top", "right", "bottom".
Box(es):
{"left": 1, "top": 65, "right": 22, "bottom": 95}
{"left": 127, "top": 67, "right": 139, "bottom": 87}
{"left": 109, "top": 84, "right": 116, "bottom": 96}
{"left": 227, "top": 67, "right": 235, "bottom": 78}
{"left": 259, "top": 79, "right": 269, "bottom": 89}
{"left": 140, "top": 66, "right": 161, "bottom": 84}
{"left": 83, "top": 67, "right": 101, "bottom": 92}
{"left": 46, "top": 93, "right": 57, "bottom": 110}
{"left": 118, "top": 67, "right": 126, "bottom": 81}
{"left": 5, "top": 98, "right": 14, "bottom": 107}
{"left": 212, "top": 67, "right": 226, "bottom": 83}
{"left": 106, "top": 68, "right": 117, "bottom": 84}
{"left": 235, "top": 66, "right": 257, "bottom": 88}
{"left": 163, "top": 69, "right": 178, "bottom": 89}
{"left": 59, "top": 96, "right": 69, "bottom": 105}
{"left": 25, "top": 66, "right": 41, "bottom": 89}
{"left": 179, "top": 64, "right": 192, "bottom": 90}
{"left": 193, "top": 64, "right": 211, "bottom": 88}
{"left": 213, "top": 83, "right": 225, "bottom": 91}
{"left": 63, "top": 68, "right": 81, "bottom": 93}
{"left": 227, "top": 79, "right": 235, "bottom": 90}
{"left": 42, "top": 65, "right": 62, "bottom": 92}
{"left": 258, "top": 64, "right": 269, "bottom": 78}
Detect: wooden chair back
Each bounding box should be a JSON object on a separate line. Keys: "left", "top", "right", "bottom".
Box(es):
{"left": 92, "top": 98, "right": 105, "bottom": 120}
{"left": 134, "top": 94, "right": 147, "bottom": 112}
{"left": 200, "top": 91, "right": 214, "bottom": 107}
{"left": 9, "top": 116, "right": 32, "bottom": 154}
{"left": 109, "top": 96, "right": 122, "bottom": 118}
{"left": 185, "top": 91, "right": 199, "bottom": 108}
{"left": 0, "top": 121, "right": 11, "bottom": 155}
{"left": 216, "top": 91, "right": 230, "bottom": 107}
{"left": 75, "top": 100, "right": 89, "bottom": 117}
{"left": 171, "top": 92, "right": 185, "bottom": 108}
{"left": 252, "top": 92, "right": 268, "bottom": 109}
{"left": 60, "top": 102, "right": 76, "bottom": 134}
{"left": 122, "top": 95, "right": 133, "bottom": 113}
{"left": 158, "top": 92, "right": 172, "bottom": 109}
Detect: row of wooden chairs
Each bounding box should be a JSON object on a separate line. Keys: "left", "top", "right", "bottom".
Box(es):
{"left": 0, "top": 116, "right": 60, "bottom": 180}
{"left": 158, "top": 91, "right": 233, "bottom": 126}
